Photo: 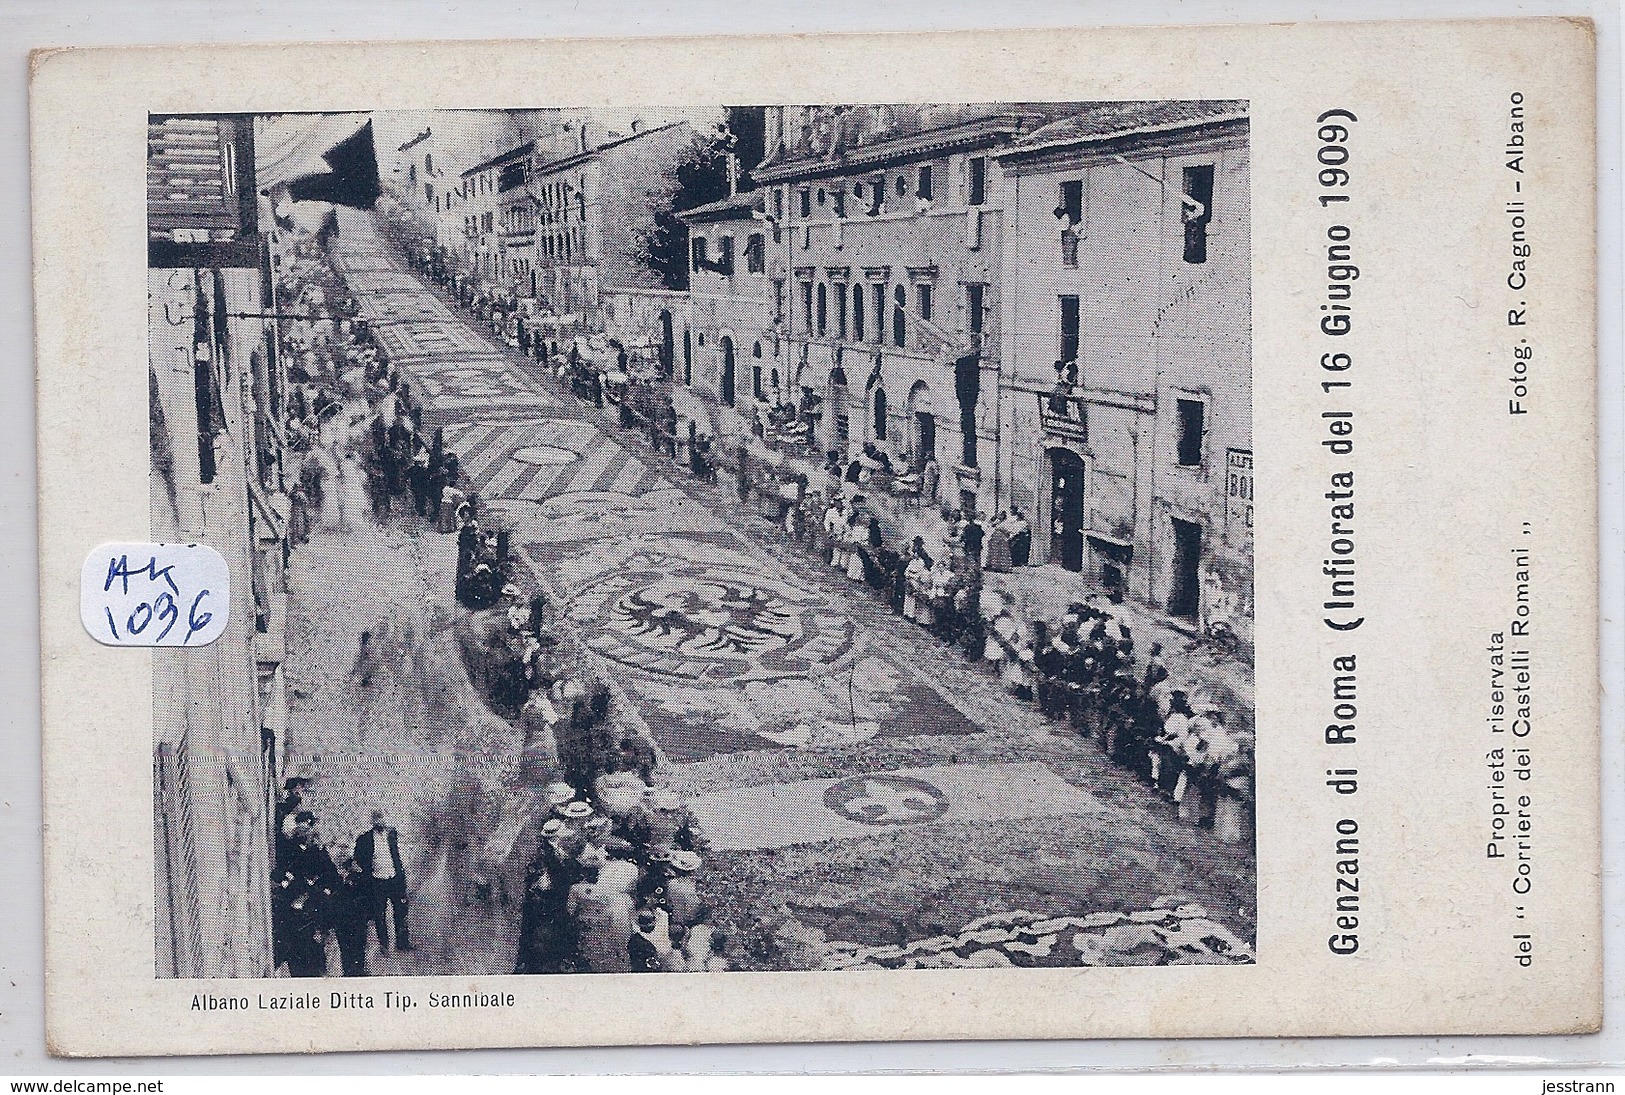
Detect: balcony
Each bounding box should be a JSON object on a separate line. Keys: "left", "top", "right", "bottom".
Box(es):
{"left": 1037, "top": 384, "right": 1158, "bottom": 443}
{"left": 1038, "top": 390, "right": 1089, "bottom": 444}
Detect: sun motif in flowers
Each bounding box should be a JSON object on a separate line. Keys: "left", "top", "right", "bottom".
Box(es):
{"left": 609, "top": 575, "right": 803, "bottom": 657}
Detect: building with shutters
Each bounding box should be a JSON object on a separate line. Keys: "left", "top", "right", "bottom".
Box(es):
{"left": 993, "top": 101, "right": 1252, "bottom": 641}
{"left": 379, "top": 109, "right": 585, "bottom": 278}
{"left": 523, "top": 120, "right": 700, "bottom": 323}
{"left": 751, "top": 104, "right": 1076, "bottom": 514}
{"left": 676, "top": 190, "right": 777, "bottom": 412}
{"left": 147, "top": 114, "right": 289, "bottom": 977}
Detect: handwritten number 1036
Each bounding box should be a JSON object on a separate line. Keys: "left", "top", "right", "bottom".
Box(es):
{"left": 101, "top": 555, "right": 215, "bottom": 645}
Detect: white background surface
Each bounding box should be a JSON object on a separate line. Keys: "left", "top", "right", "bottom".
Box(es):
{"left": 1, "top": 0, "right": 1619, "bottom": 1075}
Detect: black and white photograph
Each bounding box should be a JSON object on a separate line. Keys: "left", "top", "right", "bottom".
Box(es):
{"left": 146, "top": 101, "right": 1255, "bottom": 981}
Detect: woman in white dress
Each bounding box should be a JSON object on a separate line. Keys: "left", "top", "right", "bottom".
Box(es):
{"left": 902, "top": 552, "right": 926, "bottom": 622}
{"left": 913, "top": 559, "right": 936, "bottom": 628}
{"left": 826, "top": 502, "right": 848, "bottom": 571}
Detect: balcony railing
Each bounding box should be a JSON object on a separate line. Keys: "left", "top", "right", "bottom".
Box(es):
{"left": 1038, "top": 390, "right": 1089, "bottom": 443}
{"left": 1035, "top": 383, "right": 1158, "bottom": 443}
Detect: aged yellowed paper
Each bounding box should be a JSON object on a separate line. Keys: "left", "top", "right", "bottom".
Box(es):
{"left": 32, "top": 19, "right": 1598, "bottom": 1055}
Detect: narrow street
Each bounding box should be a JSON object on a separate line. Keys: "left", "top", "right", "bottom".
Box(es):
{"left": 286, "top": 208, "right": 1255, "bottom": 974}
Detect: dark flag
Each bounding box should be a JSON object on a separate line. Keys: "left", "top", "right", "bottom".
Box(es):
{"left": 285, "top": 120, "right": 380, "bottom": 209}
{"left": 953, "top": 349, "right": 982, "bottom": 468}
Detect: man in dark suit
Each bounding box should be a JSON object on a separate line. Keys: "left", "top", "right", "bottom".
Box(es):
{"left": 354, "top": 810, "right": 414, "bottom": 953}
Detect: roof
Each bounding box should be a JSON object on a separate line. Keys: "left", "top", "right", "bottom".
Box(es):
{"left": 530, "top": 121, "right": 686, "bottom": 177}
{"left": 1002, "top": 101, "right": 1248, "bottom": 160}
{"left": 461, "top": 139, "right": 536, "bottom": 179}
{"left": 755, "top": 106, "right": 1059, "bottom": 183}
{"left": 675, "top": 190, "right": 762, "bottom": 222}
{"left": 397, "top": 127, "right": 432, "bottom": 153}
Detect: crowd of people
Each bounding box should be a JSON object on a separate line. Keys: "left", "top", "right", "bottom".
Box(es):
{"left": 453, "top": 588, "right": 735, "bottom": 974}
{"left": 511, "top": 776, "right": 732, "bottom": 974}
{"left": 390, "top": 223, "right": 742, "bottom": 975}
{"left": 775, "top": 481, "right": 1253, "bottom": 843}
{"left": 272, "top": 782, "right": 415, "bottom": 978}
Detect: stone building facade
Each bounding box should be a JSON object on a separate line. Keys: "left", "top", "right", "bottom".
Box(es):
{"left": 994, "top": 102, "right": 1252, "bottom": 640}
{"left": 676, "top": 191, "right": 777, "bottom": 426}
{"left": 147, "top": 114, "right": 289, "bottom": 977}
{"left": 752, "top": 104, "right": 1071, "bottom": 513}
{"left": 525, "top": 121, "right": 701, "bottom": 323}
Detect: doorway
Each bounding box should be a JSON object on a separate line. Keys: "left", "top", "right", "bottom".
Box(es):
{"left": 1048, "top": 448, "right": 1085, "bottom": 571}
{"left": 1169, "top": 517, "right": 1203, "bottom": 620}
{"left": 683, "top": 328, "right": 693, "bottom": 386}
{"left": 906, "top": 381, "right": 935, "bottom": 471}
{"left": 720, "top": 336, "right": 736, "bottom": 406}
{"left": 659, "top": 310, "right": 675, "bottom": 378}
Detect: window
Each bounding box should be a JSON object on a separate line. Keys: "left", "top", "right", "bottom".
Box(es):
{"left": 801, "top": 281, "right": 814, "bottom": 334}
{"left": 816, "top": 187, "right": 826, "bottom": 206}
{"left": 773, "top": 187, "right": 785, "bottom": 221}
{"left": 866, "top": 176, "right": 884, "bottom": 216}
{"left": 1058, "top": 179, "right": 1084, "bottom": 225}
{"left": 872, "top": 283, "right": 886, "bottom": 343}
{"left": 967, "top": 156, "right": 987, "bottom": 206}
{"left": 799, "top": 188, "right": 812, "bottom": 217}
{"left": 872, "top": 388, "right": 888, "bottom": 439}
{"left": 895, "top": 174, "right": 908, "bottom": 197}
{"left": 893, "top": 285, "right": 907, "bottom": 348}
{"left": 425, "top": 182, "right": 435, "bottom": 204}
{"left": 1176, "top": 398, "right": 1206, "bottom": 466}
{"left": 717, "top": 235, "right": 735, "bottom": 276}
{"left": 753, "top": 365, "right": 764, "bottom": 400}
{"left": 773, "top": 278, "right": 785, "bottom": 323}
{"left": 1182, "top": 164, "right": 1215, "bottom": 265}
{"left": 851, "top": 282, "right": 865, "bottom": 341}
{"left": 816, "top": 282, "right": 827, "bottom": 336}
{"left": 1059, "top": 179, "right": 1084, "bottom": 266}
{"left": 917, "top": 283, "right": 933, "bottom": 323}
{"left": 1059, "top": 294, "right": 1080, "bottom": 364}
{"left": 753, "top": 341, "right": 762, "bottom": 357}
{"left": 746, "top": 232, "right": 765, "bottom": 273}
{"left": 833, "top": 189, "right": 845, "bottom": 217}
{"left": 424, "top": 152, "right": 434, "bottom": 175}
{"left": 835, "top": 285, "right": 848, "bottom": 339}
{"left": 691, "top": 236, "right": 708, "bottom": 273}
{"left": 967, "top": 283, "right": 985, "bottom": 336}
{"left": 917, "top": 165, "right": 934, "bottom": 201}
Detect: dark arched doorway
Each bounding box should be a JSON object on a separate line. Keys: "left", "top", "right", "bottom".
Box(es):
{"left": 682, "top": 328, "right": 693, "bottom": 385}
{"left": 659, "top": 310, "right": 675, "bottom": 378}
{"left": 720, "top": 336, "right": 736, "bottom": 406}
{"left": 1048, "top": 447, "right": 1086, "bottom": 572}
{"left": 872, "top": 387, "right": 888, "bottom": 440}
{"left": 907, "top": 381, "right": 935, "bottom": 471}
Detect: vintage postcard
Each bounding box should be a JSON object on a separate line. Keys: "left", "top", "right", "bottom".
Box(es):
{"left": 31, "top": 19, "right": 1599, "bottom": 1056}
